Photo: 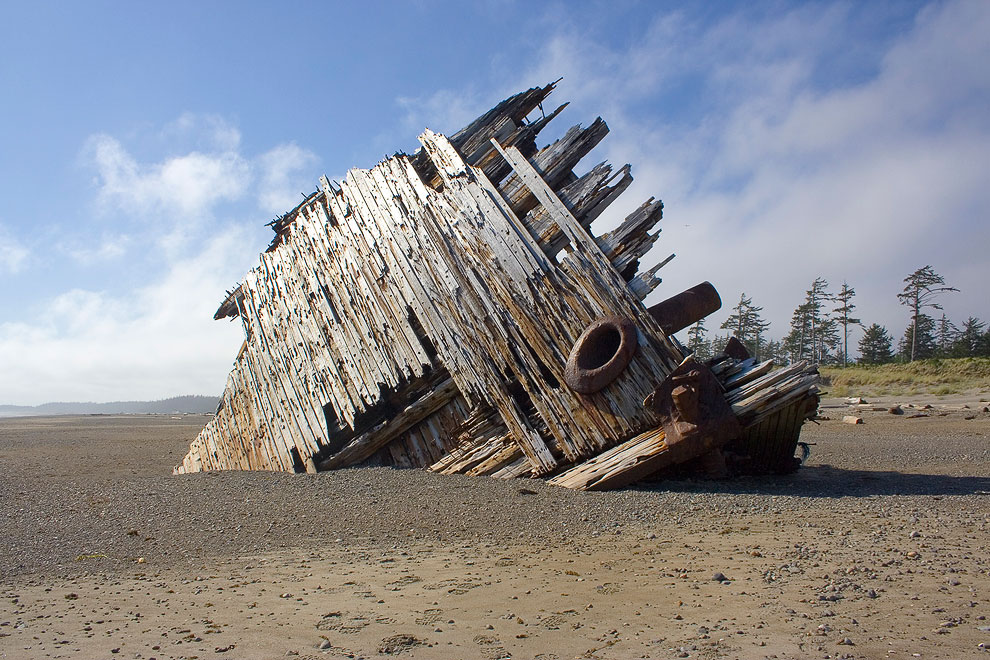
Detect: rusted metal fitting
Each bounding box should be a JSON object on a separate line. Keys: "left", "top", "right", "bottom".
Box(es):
{"left": 647, "top": 281, "right": 722, "bottom": 336}
{"left": 670, "top": 371, "right": 702, "bottom": 425}
{"left": 645, "top": 356, "right": 741, "bottom": 455}
{"left": 564, "top": 316, "right": 638, "bottom": 394}
{"left": 722, "top": 335, "right": 750, "bottom": 361}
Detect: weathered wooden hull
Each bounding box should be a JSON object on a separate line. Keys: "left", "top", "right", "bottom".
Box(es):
{"left": 176, "top": 83, "right": 819, "bottom": 489}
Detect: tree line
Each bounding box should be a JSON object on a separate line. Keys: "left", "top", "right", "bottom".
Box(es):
{"left": 684, "top": 266, "right": 989, "bottom": 365}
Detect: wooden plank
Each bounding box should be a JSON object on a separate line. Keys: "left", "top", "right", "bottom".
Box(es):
{"left": 318, "top": 379, "right": 461, "bottom": 470}
{"left": 547, "top": 428, "right": 668, "bottom": 491}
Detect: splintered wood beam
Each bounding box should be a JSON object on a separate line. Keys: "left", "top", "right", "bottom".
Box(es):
{"left": 491, "top": 139, "right": 611, "bottom": 264}
{"left": 627, "top": 254, "right": 674, "bottom": 300}
{"left": 500, "top": 119, "right": 610, "bottom": 216}
{"left": 214, "top": 284, "right": 244, "bottom": 320}
{"left": 491, "top": 457, "right": 533, "bottom": 479}
{"left": 723, "top": 359, "right": 775, "bottom": 389}
{"left": 465, "top": 443, "right": 523, "bottom": 476}
{"left": 318, "top": 378, "right": 460, "bottom": 470}
{"left": 450, "top": 83, "right": 558, "bottom": 154}
{"left": 410, "top": 82, "right": 562, "bottom": 190}
{"left": 524, "top": 162, "right": 634, "bottom": 257}
{"left": 564, "top": 162, "right": 633, "bottom": 226}
{"left": 596, "top": 198, "right": 664, "bottom": 277}
{"left": 468, "top": 103, "right": 569, "bottom": 186}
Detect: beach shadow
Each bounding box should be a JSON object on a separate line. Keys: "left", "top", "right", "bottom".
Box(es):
{"left": 638, "top": 464, "right": 990, "bottom": 498}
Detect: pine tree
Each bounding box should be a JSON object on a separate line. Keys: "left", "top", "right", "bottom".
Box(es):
{"left": 784, "top": 278, "right": 831, "bottom": 363}
{"left": 686, "top": 319, "right": 712, "bottom": 361}
{"left": 896, "top": 266, "right": 958, "bottom": 361}
{"left": 935, "top": 314, "right": 958, "bottom": 358}
{"left": 898, "top": 314, "right": 936, "bottom": 361}
{"left": 763, "top": 338, "right": 787, "bottom": 365}
{"left": 951, "top": 317, "right": 986, "bottom": 357}
{"left": 709, "top": 333, "right": 731, "bottom": 358}
{"left": 784, "top": 302, "right": 813, "bottom": 361}
{"left": 832, "top": 282, "right": 861, "bottom": 366}
{"left": 751, "top": 315, "right": 772, "bottom": 361}
{"left": 858, "top": 323, "right": 893, "bottom": 364}
{"left": 817, "top": 316, "right": 841, "bottom": 364}
{"left": 720, "top": 293, "right": 771, "bottom": 360}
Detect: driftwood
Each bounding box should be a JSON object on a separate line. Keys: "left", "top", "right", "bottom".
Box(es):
{"left": 176, "top": 83, "right": 819, "bottom": 493}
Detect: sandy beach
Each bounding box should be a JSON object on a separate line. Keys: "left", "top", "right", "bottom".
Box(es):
{"left": 1, "top": 396, "right": 988, "bottom": 659}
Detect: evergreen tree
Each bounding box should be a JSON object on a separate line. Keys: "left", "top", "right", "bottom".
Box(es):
{"left": 898, "top": 314, "right": 936, "bottom": 360}
{"left": 951, "top": 317, "right": 986, "bottom": 357}
{"left": 784, "top": 302, "right": 813, "bottom": 361}
{"left": 752, "top": 316, "right": 772, "bottom": 361}
{"left": 720, "top": 293, "right": 771, "bottom": 360}
{"left": 709, "top": 333, "right": 731, "bottom": 358}
{"left": 686, "top": 319, "right": 712, "bottom": 361}
{"left": 784, "top": 278, "right": 831, "bottom": 363}
{"left": 935, "top": 314, "right": 959, "bottom": 357}
{"left": 896, "top": 266, "right": 958, "bottom": 361}
{"left": 763, "top": 338, "right": 787, "bottom": 365}
{"left": 858, "top": 323, "right": 893, "bottom": 364}
{"left": 817, "top": 316, "right": 842, "bottom": 364}
{"left": 832, "top": 282, "right": 861, "bottom": 366}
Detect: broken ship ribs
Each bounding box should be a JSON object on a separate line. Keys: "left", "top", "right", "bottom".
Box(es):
{"left": 176, "top": 82, "right": 819, "bottom": 489}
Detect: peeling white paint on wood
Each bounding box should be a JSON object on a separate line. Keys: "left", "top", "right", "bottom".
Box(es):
{"left": 175, "top": 84, "right": 817, "bottom": 491}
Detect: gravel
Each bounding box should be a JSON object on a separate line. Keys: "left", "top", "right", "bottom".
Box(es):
{"left": 1, "top": 407, "right": 988, "bottom": 579}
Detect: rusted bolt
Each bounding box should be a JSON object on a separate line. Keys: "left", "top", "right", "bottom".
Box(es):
{"left": 670, "top": 377, "right": 701, "bottom": 423}
{"left": 564, "top": 316, "right": 638, "bottom": 394}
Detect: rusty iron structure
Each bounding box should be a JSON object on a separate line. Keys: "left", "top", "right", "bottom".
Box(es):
{"left": 176, "top": 83, "right": 819, "bottom": 489}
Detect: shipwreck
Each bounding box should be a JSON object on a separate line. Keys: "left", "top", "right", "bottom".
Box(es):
{"left": 175, "top": 82, "right": 819, "bottom": 490}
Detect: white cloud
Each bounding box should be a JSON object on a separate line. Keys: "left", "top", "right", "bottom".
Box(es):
{"left": 162, "top": 112, "right": 243, "bottom": 152}
{"left": 80, "top": 113, "right": 322, "bottom": 261}
{"left": 0, "top": 223, "right": 29, "bottom": 274}
{"left": 514, "top": 0, "right": 990, "bottom": 343}
{"left": 256, "top": 143, "right": 320, "bottom": 215}
{"left": 86, "top": 133, "right": 250, "bottom": 219}
{"left": 397, "top": 88, "right": 490, "bottom": 138}
{"left": 0, "top": 228, "right": 253, "bottom": 405}
{"left": 61, "top": 233, "right": 129, "bottom": 265}
{"left": 85, "top": 114, "right": 321, "bottom": 222}
{"left": 0, "top": 112, "right": 328, "bottom": 404}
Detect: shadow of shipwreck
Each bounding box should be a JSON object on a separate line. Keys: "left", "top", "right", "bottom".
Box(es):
{"left": 637, "top": 464, "right": 990, "bottom": 498}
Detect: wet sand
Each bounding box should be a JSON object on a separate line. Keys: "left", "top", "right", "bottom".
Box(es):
{"left": 1, "top": 398, "right": 988, "bottom": 659}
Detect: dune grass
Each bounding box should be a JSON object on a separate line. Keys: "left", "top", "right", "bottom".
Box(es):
{"left": 818, "top": 357, "right": 990, "bottom": 397}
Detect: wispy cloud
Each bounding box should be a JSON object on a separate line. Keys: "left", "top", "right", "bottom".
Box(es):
{"left": 77, "top": 112, "right": 320, "bottom": 261}
{"left": 84, "top": 113, "right": 320, "bottom": 227}
{"left": 85, "top": 133, "right": 250, "bottom": 219}
{"left": 256, "top": 143, "right": 320, "bottom": 215}
{"left": 0, "top": 112, "right": 321, "bottom": 404}
{"left": 0, "top": 228, "right": 252, "bottom": 405}
{"left": 396, "top": 87, "right": 490, "bottom": 138}
{"left": 515, "top": 0, "right": 990, "bottom": 338}
{"left": 60, "top": 233, "right": 130, "bottom": 265}
{"left": 0, "top": 222, "right": 29, "bottom": 274}
{"left": 161, "top": 112, "right": 243, "bottom": 153}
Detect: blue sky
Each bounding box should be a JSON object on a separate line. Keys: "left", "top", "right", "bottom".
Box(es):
{"left": 1, "top": 0, "right": 987, "bottom": 405}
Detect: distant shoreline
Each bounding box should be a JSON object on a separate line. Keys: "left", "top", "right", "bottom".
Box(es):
{"left": 0, "top": 411, "right": 215, "bottom": 419}
{"left": 0, "top": 395, "right": 218, "bottom": 418}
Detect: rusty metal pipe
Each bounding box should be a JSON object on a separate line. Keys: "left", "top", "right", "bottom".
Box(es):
{"left": 647, "top": 281, "right": 721, "bottom": 336}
